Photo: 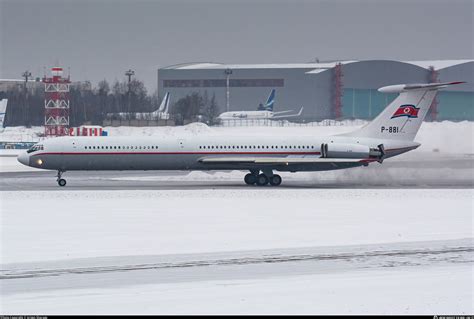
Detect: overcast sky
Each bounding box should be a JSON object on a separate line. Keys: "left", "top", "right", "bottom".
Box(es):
{"left": 1, "top": 0, "right": 472, "bottom": 92}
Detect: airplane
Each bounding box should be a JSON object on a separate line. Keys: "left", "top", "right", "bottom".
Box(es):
{"left": 106, "top": 92, "right": 171, "bottom": 120}
{"left": 218, "top": 89, "right": 304, "bottom": 120}
{"left": 0, "top": 99, "right": 7, "bottom": 128}
{"left": 17, "top": 81, "right": 464, "bottom": 187}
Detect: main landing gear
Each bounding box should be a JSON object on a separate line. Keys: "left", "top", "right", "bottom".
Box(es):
{"left": 57, "top": 170, "right": 66, "bottom": 187}
{"left": 244, "top": 169, "right": 282, "bottom": 187}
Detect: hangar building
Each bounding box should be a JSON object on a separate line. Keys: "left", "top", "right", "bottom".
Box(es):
{"left": 158, "top": 59, "right": 473, "bottom": 121}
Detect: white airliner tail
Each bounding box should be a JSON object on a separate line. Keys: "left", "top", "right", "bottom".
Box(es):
{"left": 154, "top": 92, "right": 170, "bottom": 114}
{"left": 343, "top": 82, "right": 465, "bottom": 141}
{"left": 0, "top": 99, "right": 8, "bottom": 127}
{"left": 265, "top": 89, "right": 276, "bottom": 111}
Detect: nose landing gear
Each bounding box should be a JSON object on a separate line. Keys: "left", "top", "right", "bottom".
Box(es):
{"left": 57, "top": 170, "right": 66, "bottom": 187}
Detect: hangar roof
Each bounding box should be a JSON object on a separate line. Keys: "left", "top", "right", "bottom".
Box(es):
{"left": 405, "top": 59, "right": 473, "bottom": 70}
{"left": 163, "top": 59, "right": 473, "bottom": 72}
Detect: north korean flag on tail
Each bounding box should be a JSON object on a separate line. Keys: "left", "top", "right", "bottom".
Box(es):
{"left": 391, "top": 104, "right": 420, "bottom": 119}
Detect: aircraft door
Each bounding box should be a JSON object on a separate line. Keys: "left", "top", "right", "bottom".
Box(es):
{"left": 178, "top": 139, "right": 185, "bottom": 149}
{"left": 177, "top": 139, "right": 189, "bottom": 169}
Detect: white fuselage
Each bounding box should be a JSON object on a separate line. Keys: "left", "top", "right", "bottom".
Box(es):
{"left": 218, "top": 110, "right": 275, "bottom": 120}
{"left": 107, "top": 112, "right": 169, "bottom": 120}
{"left": 18, "top": 133, "right": 417, "bottom": 172}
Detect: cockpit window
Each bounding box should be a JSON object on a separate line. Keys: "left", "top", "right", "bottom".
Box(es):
{"left": 27, "top": 144, "right": 44, "bottom": 153}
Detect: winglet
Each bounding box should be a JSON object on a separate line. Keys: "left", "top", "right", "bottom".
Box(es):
{"left": 296, "top": 106, "right": 304, "bottom": 116}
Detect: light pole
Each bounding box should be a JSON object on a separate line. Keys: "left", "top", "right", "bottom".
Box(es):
{"left": 224, "top": 68, "right": 232, "bottom": 112}
{"left": 125, "top": 69, "right": 135, "bottom": 119}
{"left": 22, "top": 70, "right": 32, "bottom": 127}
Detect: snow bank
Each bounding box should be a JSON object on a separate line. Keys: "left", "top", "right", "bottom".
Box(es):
{"left": 0, "top": 156, "right": 41, "bottom": 172}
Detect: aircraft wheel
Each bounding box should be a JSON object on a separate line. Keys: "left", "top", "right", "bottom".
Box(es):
{"left": 58, "top": 179, "right": 67, "bottom": 187}
{"left": 269, "top": 174, "right": 282, "bottom": 186}
{"left": 244, "top": 173, "right": 257, "bottom": 185}
{"left": 256, "top": 174, "right": 269, "bottom": 186}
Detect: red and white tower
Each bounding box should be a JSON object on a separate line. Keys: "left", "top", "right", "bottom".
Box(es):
{"left": 332, "top": 62, "right": 344, "bottom": 119}
{"left": 43, "top": 67, "right": 70, "bottom": 136}
{"left": 427, "top": 65, "right": 439, "bottom": 121}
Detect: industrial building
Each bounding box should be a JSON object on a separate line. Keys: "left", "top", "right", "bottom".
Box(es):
{"left": 158, "top": 59, "right": 473, "bottom": 121}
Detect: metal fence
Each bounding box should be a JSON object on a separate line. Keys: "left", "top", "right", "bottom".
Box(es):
{"left": 215, "top": 118, "right": 368, "bottom": 127}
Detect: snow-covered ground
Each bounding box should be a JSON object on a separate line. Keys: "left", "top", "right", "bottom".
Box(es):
{"left": 2, "top": 189, "right": 472, "bottom": 264}
{"left": 1, "top": 189, "right": 473, "bottom": 313}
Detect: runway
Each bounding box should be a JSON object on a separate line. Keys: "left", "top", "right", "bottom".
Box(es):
{"left": 2, "top": 238, "right": 472, "bottom": 295}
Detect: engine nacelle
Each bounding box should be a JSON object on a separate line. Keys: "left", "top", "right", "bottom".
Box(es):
{"left": 320, "top": 143, "right": 371, "bottom": 159}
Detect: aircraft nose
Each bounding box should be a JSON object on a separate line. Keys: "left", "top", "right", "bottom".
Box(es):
{"left": 17, "top": 151, "right": 29, "bottom": 166}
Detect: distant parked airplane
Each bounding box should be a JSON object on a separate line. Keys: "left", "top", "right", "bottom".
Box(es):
{"left": 18, "top": 82, "right": 465, "bottom": 187}
{"left": 218, "top": 89, "right": 303, "bottom": 120}
{"left": 106, "top": 92, "right": 171, "bottom": 120}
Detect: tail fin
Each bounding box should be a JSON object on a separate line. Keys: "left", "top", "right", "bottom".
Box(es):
{"left": 156, "top": 92, "right": 170, "bottom": 113}
{"left": 265, "top": 89, "right": 276, "bottom": 111}
{"left": 0, "top": 99, "right": 7, "bottom": 128}
{"left": 343, "top": 82, "right": 465, "bottom": 141}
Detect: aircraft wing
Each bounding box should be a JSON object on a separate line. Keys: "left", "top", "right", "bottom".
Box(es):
{"left": 271, "top": 110, "right": 297, "bottom": 115}
{"left": 199, "top": 156, "right": 376, "bottom": 165}
{"left": 271, "top": 107, "right": 304, "bottom": 119}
